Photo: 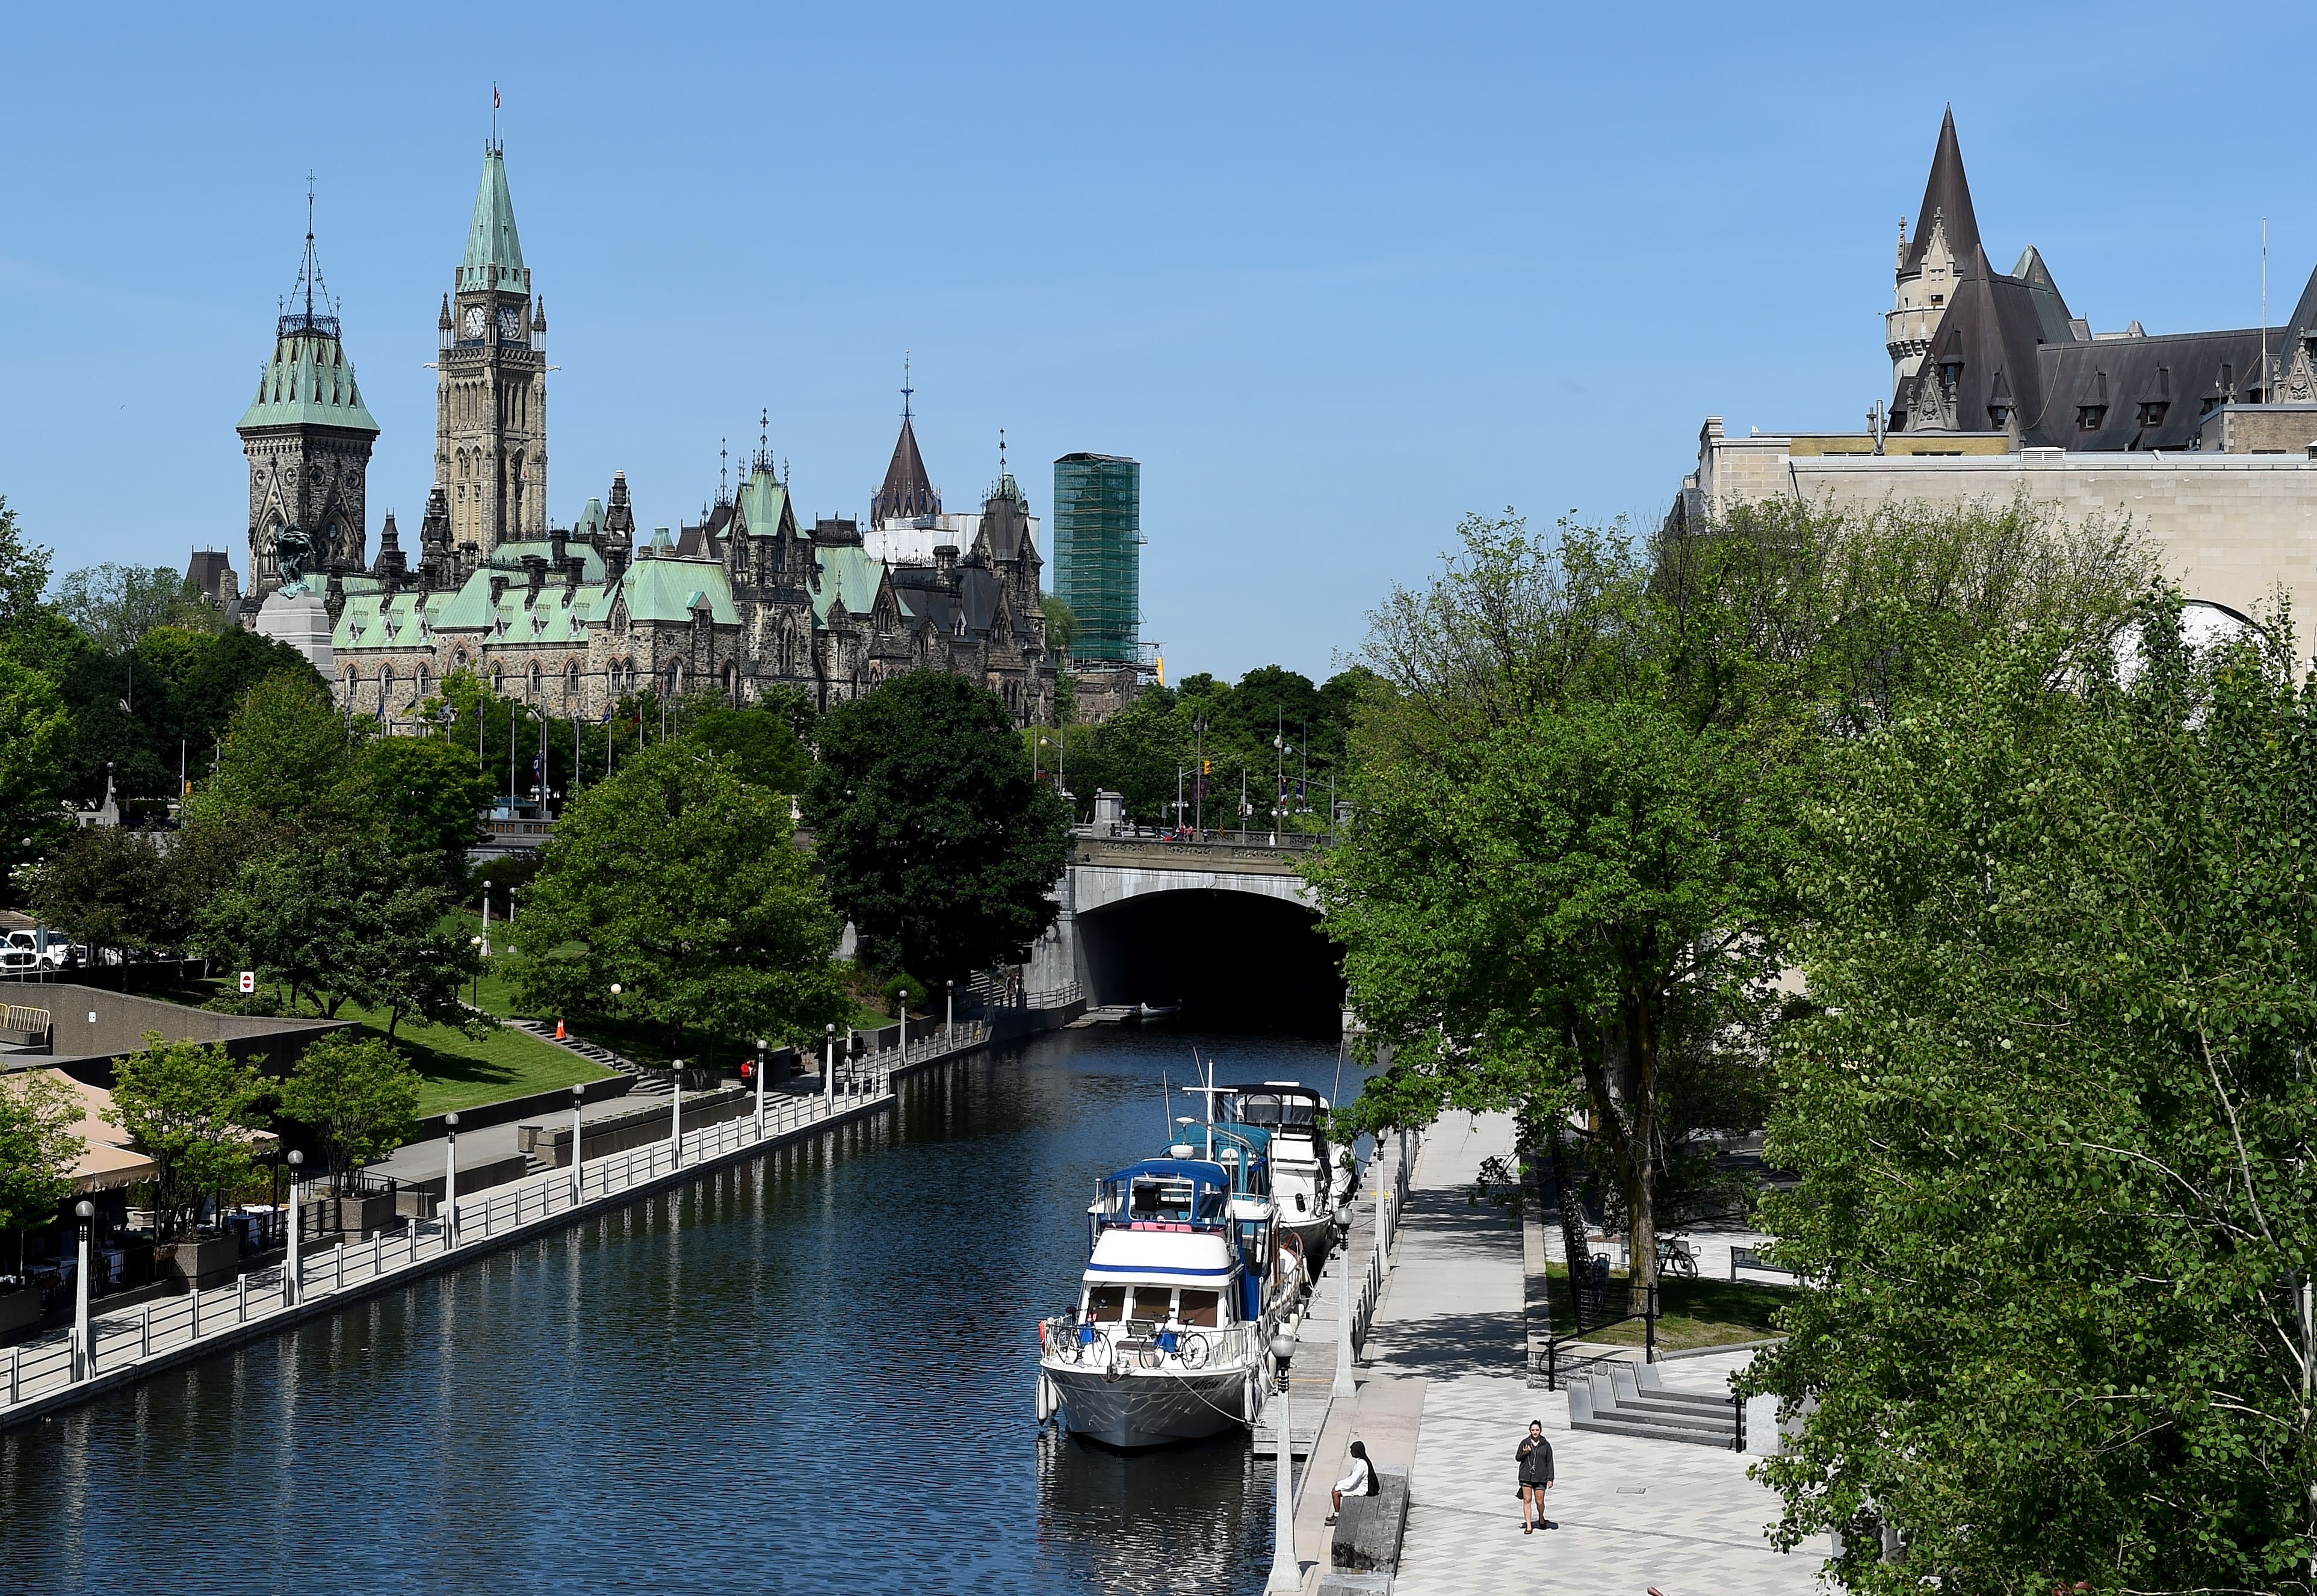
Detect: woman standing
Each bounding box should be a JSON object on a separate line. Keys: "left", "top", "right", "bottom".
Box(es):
{"left": 1517, "top": 1420, "right": 1554, "bottom": 1533}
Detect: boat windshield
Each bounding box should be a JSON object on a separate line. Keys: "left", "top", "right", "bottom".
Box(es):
{"left": 1230, "top": 1091, "right": 1319, "bottom": 1130}
{"left": 1084, "top": 1284, "right": 1130, "bottom": 1322}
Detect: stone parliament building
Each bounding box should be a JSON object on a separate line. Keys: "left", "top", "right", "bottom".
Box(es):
{"left": 1678, "top": 108, "right": 2317, "bottom": 631}
{"left": 229, "top": 140, "right": 1056, "bottom": 728}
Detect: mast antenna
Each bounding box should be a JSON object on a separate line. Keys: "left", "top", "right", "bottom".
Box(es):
{"left": 901, "top": 351, "right": 914, "bottom": 421}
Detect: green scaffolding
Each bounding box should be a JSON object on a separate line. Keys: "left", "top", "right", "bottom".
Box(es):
{"left": 1051, "top": 453, "right": 1141, "bottom": 665}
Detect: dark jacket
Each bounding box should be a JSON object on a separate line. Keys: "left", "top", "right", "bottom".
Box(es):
{"left": 1517, "top": 1435, "right": 1554, "bottom": 1487}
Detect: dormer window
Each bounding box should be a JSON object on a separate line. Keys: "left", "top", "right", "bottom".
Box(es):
{"left": 1939, "top": 361, "right": 1963, "bottom": 394}
{"left": 2138, "top": 402, "right": 2168, "bottom": 428}
{"left": 1988, "top": 403, "right": 2011, "bottom": 428}
{"left": 2078, "top": 406, "right": 2108, "bottom": 431}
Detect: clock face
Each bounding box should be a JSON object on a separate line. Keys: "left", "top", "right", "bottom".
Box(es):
{"left": 497, "top": 306, "right": 522, "bottom": 341}
{"left": 462, "top": 305, "right": 486, "bottom": 339}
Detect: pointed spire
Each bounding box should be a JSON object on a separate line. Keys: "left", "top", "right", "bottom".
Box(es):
{"left": 460, "top": 144, "right": 527, "bottom": 294}
{"left": 1902, "top": 106, "right": 1983, "bottom": 277}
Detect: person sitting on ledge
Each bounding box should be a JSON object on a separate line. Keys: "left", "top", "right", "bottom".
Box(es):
{"left": 1326, "top": 1440, "right": 1376, "bottom": 1524}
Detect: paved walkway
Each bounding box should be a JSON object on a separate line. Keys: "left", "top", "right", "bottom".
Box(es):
{"left": 1363, "top": 1113, "right": 1827, "bottom": 1596}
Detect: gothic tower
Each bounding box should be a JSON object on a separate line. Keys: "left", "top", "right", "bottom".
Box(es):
{"left": 436, "top": 140, "right": 548, "bottom": 552}
{"left": 238, "top": 199, "right": 379, "bottom": 603}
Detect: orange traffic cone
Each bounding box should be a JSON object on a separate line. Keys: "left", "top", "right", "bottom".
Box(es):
{"left": 555, "top": 1019, "right": 567, "bottom": 1041}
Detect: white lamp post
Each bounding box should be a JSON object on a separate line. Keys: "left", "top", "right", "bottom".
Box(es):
{"left": 285, "top": 1149, "right": 304, "bottom": 1301}
{"left": 72, "top": 1199, "right": 94, "bottom": 1381}
{"left": 480, "top": 883, "right": 492, "bottom": 958}
{"left": 945, "top": 980, "right": 954, "bottom": 1039}
{"left": 824, "top": 1023, "right": 835, "bottom": 1107}
{"left": 670, "top": 1059, "right": 684, "bottom": 1168}
{"left": 569, "top": 1083, "right": 586, "bottom": 1205}
{"left": 1265, "top": 1322, "right": 1302, "bottom": 1592}
{"left": 443, "top": 1114, "right": 460, "bottom": 1247}
{"left": 1335, "top": 1226, "right": 1358, "bottom": 1399}
{"left": 754, "top": 1038, "right": 769, "bottom": 1137}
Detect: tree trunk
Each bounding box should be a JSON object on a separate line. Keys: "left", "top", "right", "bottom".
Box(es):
{"left": 1545, "top": 1122, "right": 1594, "bottom": 1331}
{"left": 1621, "top": 990, "right": 1662, "bottom": 1320}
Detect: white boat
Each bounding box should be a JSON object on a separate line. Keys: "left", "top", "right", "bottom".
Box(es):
{"left": 1038, "top": 1139, "right": 1292, "bottom": 1449}
{"left": 1221, "top": 1083, "right": 1340, "bottom": 1262}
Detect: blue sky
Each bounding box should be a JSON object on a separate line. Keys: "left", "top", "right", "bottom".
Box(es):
{"left": 2, "top": 4, "right": 2309, "bottom": 682}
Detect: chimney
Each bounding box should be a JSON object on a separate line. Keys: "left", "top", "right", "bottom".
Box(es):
{"left": 489, "top": 574, "right": 509, "bottom": 606}
{"left": 549, "top": 528, "right": 567, "bottom": 568}
{"left": 935, "top": 544, "right": 959, "bottom": 583}
{"left": 521, "top": 554, "right": 547, "bottom": 599}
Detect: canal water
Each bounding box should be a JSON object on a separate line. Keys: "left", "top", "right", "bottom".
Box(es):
{"left": 0, "top": 1024, "right": 1362, "bottom": 1594}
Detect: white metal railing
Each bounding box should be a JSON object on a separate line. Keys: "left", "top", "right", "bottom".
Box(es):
{"left": 1038, "top": 1314, "right": 1260, "bottom": 1375}
{"left": 1, "top": 1021, "right": 997, "bottom": 1419}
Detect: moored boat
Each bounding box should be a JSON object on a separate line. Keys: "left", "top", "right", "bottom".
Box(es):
{"left": 1220, "top": 1081, "right": 1340, "bottom": 1262}
{"left": 1038, "top": 1136, "right": 1292, "bottom": 1449}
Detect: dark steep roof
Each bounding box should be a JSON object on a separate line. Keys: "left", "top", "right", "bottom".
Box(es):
{"left": 871, "top": 416, "right": 941, "bottom": 523}
{"left": 2030, "top": 329, "right": 2265, "bottom": 449}
{"left": 1903, "top": 107, "right": 1982, "bottom": 276}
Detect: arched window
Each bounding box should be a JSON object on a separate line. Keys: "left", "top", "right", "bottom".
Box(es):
{"left": 491, "top": 663, "right": 504, "bottom": 694}
{"left": 528, "top": 661, "right": 542, "bottom": 699}
{"left": 565, "top": 660, "right": 581, "bottom": 710}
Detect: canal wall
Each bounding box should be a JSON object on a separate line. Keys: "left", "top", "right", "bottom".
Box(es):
{"left": 0, "top": 1018, "right": 1022, "bottom": 1432}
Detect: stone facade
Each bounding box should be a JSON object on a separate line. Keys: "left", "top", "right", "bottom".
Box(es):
{"left": 1683, "top": 110, "right": 2317, "bottom": 633}
{"left": 240, "top": 140, "right": 1055, "bottom": 732}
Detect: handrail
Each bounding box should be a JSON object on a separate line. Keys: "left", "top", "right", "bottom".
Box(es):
{"left": 1, "top": 1014, "right": 1000, "bottom": 1420}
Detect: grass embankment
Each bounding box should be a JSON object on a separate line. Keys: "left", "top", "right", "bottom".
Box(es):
{"left": 1546, "top": 1263, "right": 1792, "bottom": 1350}
{"left": 159, "top": 973, "right": 612, "bottom": 1118}
{"left": 449, "top": 909, "right": 894, "bottom": 1072}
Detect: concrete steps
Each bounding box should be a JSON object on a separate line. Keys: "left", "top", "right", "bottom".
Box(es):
{"left": 1567, "top": 1360, "right": 1740, "bottom": 1449}
{"left": 508, "top": 1020, "right": 670, "bottom": 1095}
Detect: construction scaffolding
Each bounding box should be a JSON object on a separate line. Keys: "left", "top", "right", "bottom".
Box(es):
{"left": 1051, "top": 452, "right": 1141, "bottom": 665}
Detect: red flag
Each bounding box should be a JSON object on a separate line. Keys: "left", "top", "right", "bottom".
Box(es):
{"left": 493, "top": 85, "right": 501, "bottom": 110}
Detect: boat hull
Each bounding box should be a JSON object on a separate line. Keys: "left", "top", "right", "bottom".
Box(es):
{"left": 1044, "top": 1359, "right": 1258, "bottom": 1449}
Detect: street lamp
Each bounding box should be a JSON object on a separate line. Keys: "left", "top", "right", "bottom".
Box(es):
{"left": 753, "top": 1038, "right": 769, "bottom": 1137}
{"left": 945, "top": 979, "right": 954, "bottom": 1039}
{"left": 72, "top": 1199, "right": 94, "bottom": 1381}
{"left": 469, "top": 936, "right": 483, "bottom": 1006}
{"left": 285, "top": 1149, "right": 305, "bottom": 1303}
{"left": 569, "top": 1083, "right": 586, "bottom": 1206}
{"left": 824, "top": 1022, "right": 836, "bottom": 1107}
{"left": 670, "top": 1059, "right": 684, "bottom": 1168}
{"left": 1265, "top": 1321, "right": 1302, "bottom": 1592}
{"left": 442, "top": 1114, "right": 459, "bottom": 1247}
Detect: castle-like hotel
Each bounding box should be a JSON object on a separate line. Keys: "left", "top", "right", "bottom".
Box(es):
{"left": 224, "top": 140, "right": 1056, "bottom": 726}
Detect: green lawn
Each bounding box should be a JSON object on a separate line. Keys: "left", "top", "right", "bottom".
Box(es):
{"left": 450, "top": 908, "right": 892, "bottom": 1072}
{"left": 1547, "top": 1263, "right": 1792, "bottom": 1350}
{"left": 146, "top": 973, "right": 612, "bottom": 1118}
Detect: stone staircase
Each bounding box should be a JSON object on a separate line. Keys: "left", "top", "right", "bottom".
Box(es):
{"left": 507, "top": 1019, "right": 670, "bottom": 1096}
{"left": 1565, "top": 1360, "right": 1740, "bottom": 1449}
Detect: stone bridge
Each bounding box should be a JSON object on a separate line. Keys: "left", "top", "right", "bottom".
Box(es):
{"left": 1025, "top": 834, "right": 1340, "bottom": 1018}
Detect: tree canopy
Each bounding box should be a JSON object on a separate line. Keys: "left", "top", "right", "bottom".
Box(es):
{"left": 1311, "top": 501, "right": 2152, "bottom": 1310}
{"left": 1745, "top": 598, "right": 2317, "bottom": 1592}
{"left": 105, "top": 1033, "right": 270, "bottom": 1240}
{"left": 279, "top": 1034, "right": 421, "bottom": 1192}
{"left": 805, "top": 671, "right": 1070, "bottom": 982}
{"left": 507, "top": 739, "right": 850, "bottom": 1051}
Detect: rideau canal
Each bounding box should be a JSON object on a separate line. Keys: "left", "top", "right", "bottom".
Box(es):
{"left": 0, "top": 1024, "right": 1361, "bottom": 1594}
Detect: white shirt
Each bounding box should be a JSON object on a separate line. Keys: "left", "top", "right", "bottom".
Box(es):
{"left": 1335, "top": 1456, "right": 1374, "bottom": 1495}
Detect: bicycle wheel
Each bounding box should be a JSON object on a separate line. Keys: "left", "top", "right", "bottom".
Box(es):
{"left": 1180, "top": 1333, "right": 1210, "bottom": 1370}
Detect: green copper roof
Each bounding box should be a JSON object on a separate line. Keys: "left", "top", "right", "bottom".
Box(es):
{"left": 237, "top": 329, "right": 380, "bottom": 436}
{"left": 622, "top": 556, "right": 738, "bottom": 624}
{"left": 812, "top": 543, "right": 884, "bottom": 625}
{"left": 459, "top": 146, "right": 527, "bottom": 294}
{"left": 487, "top": 539, "right": 609, "bottom": 584}
{"left": 735, "top": 468, "right": 793, "bottom": 538}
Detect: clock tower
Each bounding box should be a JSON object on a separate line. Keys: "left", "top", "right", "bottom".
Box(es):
{"left": 437, "top": 139, "right": 548, "bottom": 549}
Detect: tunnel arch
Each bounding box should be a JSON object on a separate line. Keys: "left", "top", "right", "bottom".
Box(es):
{"left": 1075, "top": 888, "right": 1343, "bottom": 1028}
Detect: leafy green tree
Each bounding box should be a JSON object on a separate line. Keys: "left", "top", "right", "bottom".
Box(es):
{"left": 683, "top": 704, "right": 812, "bottom": 793}
{"left": 1312, "top": 504, "right": 2150, "bottom": 1312}
{"left": 805, "top": 672, "right": 1071, "bottom": 982}
{"left": 0, "top": 1069, "right": 82, "bottom": 1273}
{"left": 506, "top": 740, "right": 850, "bottom": 1051}
{"left": 1745, "top": 601, "right": 2317, "bottom": 1594}
{"left": 1042, "top": 594, "right": 1078, "bottom": 661}
{"left": 277, "top": 1034, "right": 421, "bottom": 1193}
{"left": 200, "top": 834, "right": 474, "bottom": 1032}
{"left": 348, "top": 735, "right": 493, "bottom": 886}
{"left": 187, "top": 670, "right": 360, "bottom": 830}
{"left": 0, "top": 654, "right": 72, "bottom": 884}
{"left": 25, "top": 825, "right": 171, "bottom": 975}
{"left": 54, "top": 563, "right": 219, "bottom": 654}
{"left": 105, "top": 1033, "right": 270, "bottom": 1240}
{"left": 132, "top": 625, "right": 321, "bottom": 783}
{"left": 0, "top": 499, "right": 53, "bottom": 633}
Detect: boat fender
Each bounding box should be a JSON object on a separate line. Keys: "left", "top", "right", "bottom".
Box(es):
{"left": 1037, "top": 1374, "right": 1055, "bottom": 1424}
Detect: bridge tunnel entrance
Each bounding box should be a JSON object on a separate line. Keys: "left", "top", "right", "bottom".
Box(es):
{"left": 1075, "top": 888, "right": 1343, "bottom": 1032}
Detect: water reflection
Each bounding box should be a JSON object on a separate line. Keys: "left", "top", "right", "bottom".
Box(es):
{"left": 0, "top": 1025, "right": 1353, "bottom": 1594}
